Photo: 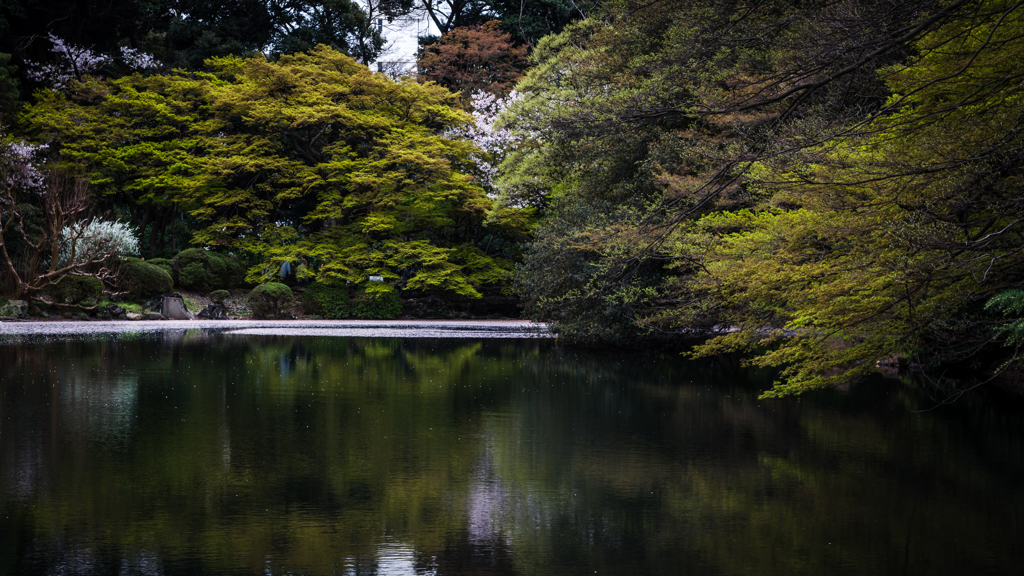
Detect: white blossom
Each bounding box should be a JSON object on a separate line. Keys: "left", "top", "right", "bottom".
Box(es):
{"left": 120, "top": 46, "right": 159, "bottom": 70}
{"left": 0, "top": 131, "right": 48, "bottom": 198}
{"left": 445, "top": 91, "right": 523, "bottom": 195}
{"left": 59, "top": 219, "right": 139, "bottom": 266}
{"left": 25, "top": 34, "right": 160, "bottom": 91}
{"left": 25, "top": 33, "right": 111, "bottom": 90}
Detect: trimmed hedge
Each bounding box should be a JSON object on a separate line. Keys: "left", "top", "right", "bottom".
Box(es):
{"left": 179, "top": 261, "right": 208, "bottom": 290}
{"left": 146, "top": 258, "right": 175, "bottom": 282}
{"left": 301, "top": 282, "right": 349, "bottom": 319}
{"left": 120, "top": 258, "right": 173, "bottom": 301}
{"left": 352, "top": 283, "right": 401, "bottom": 319}
{"left": 172, "top": 249, "right": 245, "bottom": 291}
{"left": 210, "top": 289, "right": 231, "bottom": 304}
{"left": 247, "top": 282, "right": 293, "bottom": 319}
{"left": 43, "top": 274, "right": 103, "bottom": 305}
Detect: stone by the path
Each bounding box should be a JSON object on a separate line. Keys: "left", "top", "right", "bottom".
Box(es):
{"left": 162, "top": 296, "right": 193, "bottom": 320}
{"left": 126, "top": 313, "right": 143, "bottom": 321}
{"left": 143, "top": 312, "right": 164, "bottom": 320}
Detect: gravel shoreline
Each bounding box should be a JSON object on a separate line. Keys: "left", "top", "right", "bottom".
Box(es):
{"left": 0, "top": 318, "right": 551, "bottom": 338}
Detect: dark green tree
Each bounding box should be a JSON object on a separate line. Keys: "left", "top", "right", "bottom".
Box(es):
{"left": 0, "top": 0, "right": 384, "bottom": 80}
{"left": 163, "top": 0, "right": 385, "bottom": 67}
{"left": 0, "top": 53, "right": 18, "bottom": 121}
{"left": 499, "top": 0, "right": 1021, "bottom": 393}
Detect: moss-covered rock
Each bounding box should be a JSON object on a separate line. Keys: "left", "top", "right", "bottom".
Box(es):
{"left": 301, "top": 282, "right": 349, "bottom": 318}
{"left": 0, "top": 300, "right": 28, "bottom": 318}
{"left": 120, "top": 258, "right": 173, "bottom": 301}
{"left": 247, "top": 282, "right": 293, "bottom": 319}
{"left": 352, "top": 283, "right": 402, "bottom": 319}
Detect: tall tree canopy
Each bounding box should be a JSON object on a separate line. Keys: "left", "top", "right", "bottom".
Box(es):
{"left": 691, "top": 0, "right": 1024, "bottom": 395}
{"left": 22, "top": 46, "right": 526, "bottom": 297}
{"left": 410, "top": 0, "right": 600, "bottom": 46}
{"left": 499, "top": 0, "right": 1024, "bottom": 394}
{"left": 0, "top": 0, "right": 385, "bottom": 75}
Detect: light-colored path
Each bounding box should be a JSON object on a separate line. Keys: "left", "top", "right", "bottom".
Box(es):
{"left": 0, "top": 319, "right": 551, "bottom": 338}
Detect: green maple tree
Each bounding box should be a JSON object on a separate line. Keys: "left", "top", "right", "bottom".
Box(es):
{"left": 23, "top": 45, "right": 525, "bottom": 297}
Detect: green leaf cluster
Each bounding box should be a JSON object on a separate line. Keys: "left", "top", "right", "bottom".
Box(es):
{"left": 21, "top": 45, "right": 524, "bottom": 300}
{"left": 690, "top": 0, "right": 1024, "bottom": 395}
{"left": 503, "top": 0, "right": 1024, "bottom": 393}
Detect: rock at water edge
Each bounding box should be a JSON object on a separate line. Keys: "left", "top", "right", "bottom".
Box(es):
{"left": 162, "top": 296, "right": 193, "bottom": 320}
{"left": 196, "top": 303, "right": 228, "bottom": 320}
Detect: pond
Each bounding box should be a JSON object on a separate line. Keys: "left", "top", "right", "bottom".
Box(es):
{"left": 1, "top": 325, "right": 1022, "bottom": 575}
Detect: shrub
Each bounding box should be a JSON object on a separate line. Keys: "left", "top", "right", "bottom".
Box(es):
{"left": 210, "top": 289, "right": 231, "bottom": 304}
{"left": 206, "top": 253, "right": 227, "bottom": 282}
{"left": 178, "top": 261, "right": 209, "bottom": 291}
{"left": 146, "top": 258, "right": 175, "bottom": 282}
{"left": 173, "top": 248, "right": 213, "bottom": 291}
{"left": 219, "top": 255, "right": 246, "bottom": 288}
{"left": 172, "top": 249, "right": 245, "bottom": 291}
{"left": 42, "top": 274, "right": 103, "bottom": 305}
{"left": 302, "top": 282, "right": 349, "bottom": 318}
{"left": 247, "top": 282, "right": 293, "bottom": 319}
{"left": 352, "top": 283, "right": 402, "bottom": 319}
{"left": 120, "top": 258, "right": 173, "bottom": 301}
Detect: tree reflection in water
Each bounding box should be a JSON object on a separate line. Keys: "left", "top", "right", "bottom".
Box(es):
{"left": 0, "top": 331, "right": 1022, "bottom": 575}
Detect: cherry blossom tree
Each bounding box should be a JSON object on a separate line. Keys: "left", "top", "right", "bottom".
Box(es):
{"left": 25, "top": 33, "right": 158, "bottom": 90}
{"left": 445, "top": 90, "right": 521, "bottom": 194}
{"left": 0, "top": 133, "right": 135, "bottom": 301}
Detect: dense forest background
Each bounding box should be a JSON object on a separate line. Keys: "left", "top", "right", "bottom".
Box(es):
{"left": 2, "top": 0, "right": 1023, "bottom": 397}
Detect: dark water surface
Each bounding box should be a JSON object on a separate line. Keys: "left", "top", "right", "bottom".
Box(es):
{"left": 1, "top": 330, "right": 1022, "bottom": 575}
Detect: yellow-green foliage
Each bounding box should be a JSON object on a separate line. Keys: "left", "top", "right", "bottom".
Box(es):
{"left": 503, "top": 0, "right": 1024, "bottom": 393}
{"left": 688, "top": 1, "right": 1024, "bottom": 395}
{"left": 23, "top": 45, "right": 527, "bottom": 300}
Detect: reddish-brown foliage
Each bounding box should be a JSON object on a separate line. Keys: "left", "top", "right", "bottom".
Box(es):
{"left": 417, "top": 20, "right": 528, "bottom": 102}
